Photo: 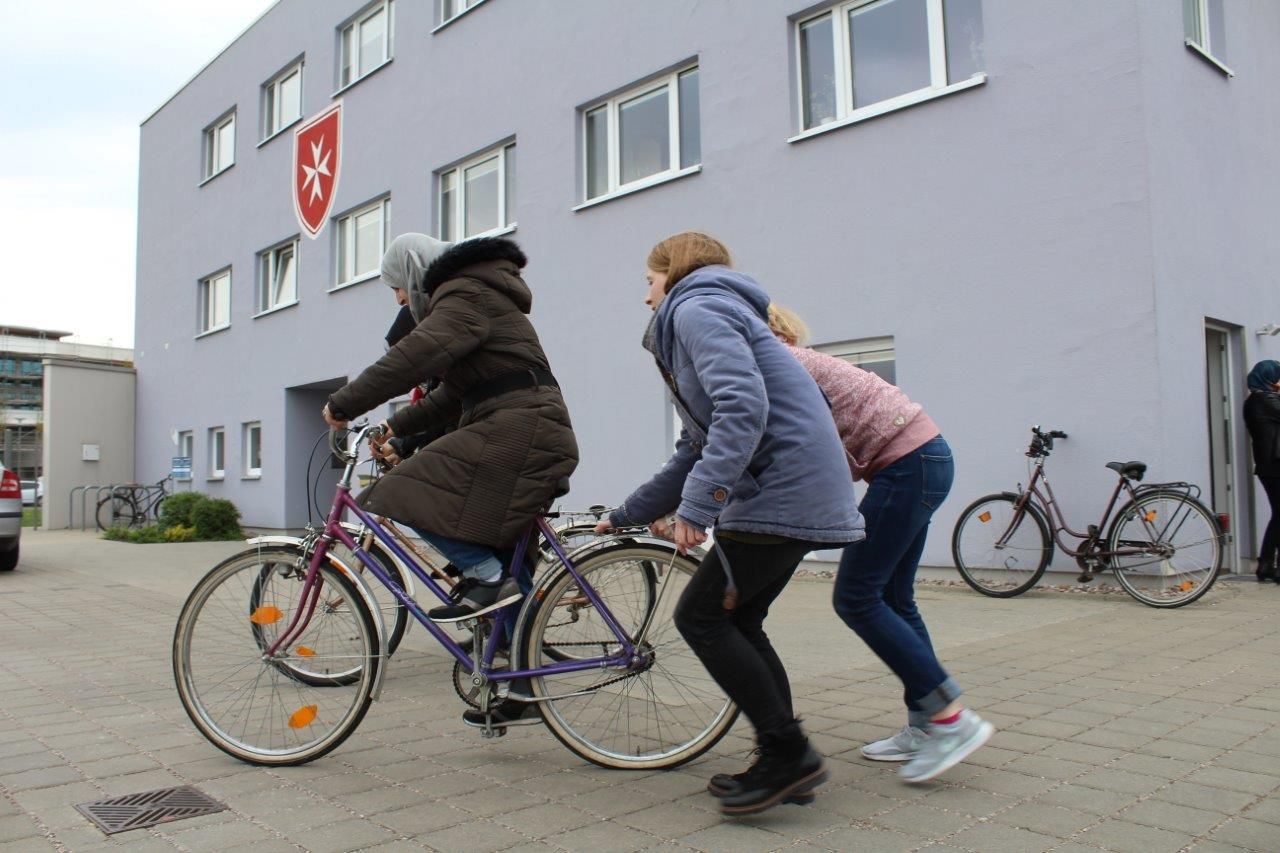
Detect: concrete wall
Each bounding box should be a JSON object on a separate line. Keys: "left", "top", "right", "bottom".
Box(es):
{"left": 41, "top": 360, "right": 136, "bottom": 530}
{"left": 134, "top": 0, "right": 1278, "bottom": 568}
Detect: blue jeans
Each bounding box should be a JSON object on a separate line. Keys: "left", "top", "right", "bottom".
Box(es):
{"left": 411, "top": 528, "right": 503, "bottom": 583}
{"left": 833, "top": 436, "right": 961, "bottom": 719}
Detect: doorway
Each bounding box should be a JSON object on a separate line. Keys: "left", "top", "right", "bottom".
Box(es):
{"left": 284, "top": 377, "right": 347, "bottom": 529}
{"left": 1204, "top": 323, "right": 1242, "bottom": 573}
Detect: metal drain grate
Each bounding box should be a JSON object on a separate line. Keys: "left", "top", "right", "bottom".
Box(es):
{"left": 76, "top": 785, "right": 226, "bottom": 834}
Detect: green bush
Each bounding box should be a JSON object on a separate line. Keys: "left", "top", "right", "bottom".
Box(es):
{"left": 101, "top": 526, "right": 130, "bottom": 542}
{"left": 163, "top": 524, "right": 196, "bottom": 543}
{"left": 191, "top": 498, "right": 243, "bottom": 540}
{"left": 159, "top": 492, "right": 203, "bottom": 529}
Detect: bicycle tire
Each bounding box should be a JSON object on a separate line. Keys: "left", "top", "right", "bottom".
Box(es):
{"left": 952, "top": 493, "right": 1052, "bottom": 597}
{"left": 174, "top": 547, "right": 379, "bottom": 765}
{"left": 516, "top": 544, "right": 738, "bottom": 770}
{"left": 150, "top": 494, "right": 167, "bottom": 527}
{"left": 327, "top": 535, "right": 412, "bottom": 658}
{"left": 96, "top": 494, "right": 138, "bottom": 531}
{"left": 1106, "top": 491, "right": 1221, "bottom": 608}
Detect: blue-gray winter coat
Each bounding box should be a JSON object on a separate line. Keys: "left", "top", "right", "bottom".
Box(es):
{"left": 610, "top": 266, "right": 864, "bottom": 544}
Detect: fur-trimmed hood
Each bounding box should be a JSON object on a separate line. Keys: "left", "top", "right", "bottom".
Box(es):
{"left": 421, "top": 236, "right": 530, "bottom": 311}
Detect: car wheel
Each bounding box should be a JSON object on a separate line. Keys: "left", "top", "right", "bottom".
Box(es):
{"left": 0, "top": 545, "right": 17, "bottom": 572}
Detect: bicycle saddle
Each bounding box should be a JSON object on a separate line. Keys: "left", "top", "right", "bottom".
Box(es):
{"left": 1105, "top": 461, "right": 1147, "bottom": 481}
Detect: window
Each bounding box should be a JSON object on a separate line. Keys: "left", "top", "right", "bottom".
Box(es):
{"left": 243, "top": 422, "right": 262, "bottom": 477}
{"left": 816, "top": 336, "right": 897, "bottom": 384}
{"left": 208, "top": 427, "right": 226, "bottom": 479}
{"left": 198, "top": 268, "right": 231, "bottom": 334}
{"left": 438, "top": 142, "right": 515, "bottom": 241}
{"left": 1184, "top": 0, "right": 1230, "bottom": 74}
{"left": 439, "top": 0, "right": 485, "bottom": 25}
{"left": 177, "top": 431, "right": 193, "bottom": 480}
{"left": 340, "top": 1, "right": 394, "bottom": 89}
{"left": 263, "top": 61, "right": 303, "bottom": 139}
{"left": 335, "top": 198, "right": 389, "bottom": 287}
{"left": 257, "top": 240, "right": 298, "bottom": 314}
{"left": 582, "top": 65, "right": 700, "bottom": 202}
{"left": 795, "top": 0, "right": 984, "bottom": 132}
{"left": 203, "top": 112, "right": 236, "bottom": 179}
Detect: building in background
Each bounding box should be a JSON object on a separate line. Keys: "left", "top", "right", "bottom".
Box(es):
{"left": 134, "top": 0, "right": 1280, "bottom": 572}
{"left": 0, "top": 326, "right": 132, "bottom": 480}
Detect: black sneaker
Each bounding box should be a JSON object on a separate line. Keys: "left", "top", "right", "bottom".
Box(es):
{"left": 718, "top": 726, "right": 828, "bottom": 816}
{"left": 462, "top": 698, "right": 540, "bottom": 728}
{"left": 428, "top": 577, "right": 522, "bottom": 622}
{"left": 707, "top": 749, "right": 815, "bottom": 804}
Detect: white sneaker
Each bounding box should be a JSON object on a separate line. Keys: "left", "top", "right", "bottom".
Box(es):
{"left": 899, "top": 710, "right": 994, "bottom": 783}
{"left": 860, "top": 726, "right": 927, "bottom": 762}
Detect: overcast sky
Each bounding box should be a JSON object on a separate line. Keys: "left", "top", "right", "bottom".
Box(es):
{"left": 0, "top": 0, "right": 277, "bottom": 347}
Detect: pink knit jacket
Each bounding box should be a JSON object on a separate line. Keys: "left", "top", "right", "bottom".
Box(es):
{"left": 787, "top": 344, "right": 940, "bottom": 482}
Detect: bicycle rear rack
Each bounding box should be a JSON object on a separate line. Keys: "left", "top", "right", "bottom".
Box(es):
{"left": 1135, "top": 481, "right": 1201, "bottom": 502}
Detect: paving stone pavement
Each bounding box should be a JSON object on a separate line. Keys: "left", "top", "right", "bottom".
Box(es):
{"left": 1, "top": 531, "right": 1278, "bottom": 852}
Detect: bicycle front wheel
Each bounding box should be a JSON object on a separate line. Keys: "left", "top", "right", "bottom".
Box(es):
{"left": 96, "top": 494, "right": 138, "bottom": 531}
{"left": 174, "top": 547, "right": 379, "bottom": 765}
{"left": 518, "top": 545, "right": 738, "bottom": 770}
{"left": 952, "top": 494, "right": 1051, "bottom": 597}
{"left": 1107, "top": 492, "right": 1221, "bottom": 608}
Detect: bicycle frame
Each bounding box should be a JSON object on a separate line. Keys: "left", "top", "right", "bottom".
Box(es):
{"left": 262, "top": 425, "right": 642, "bottom": 688}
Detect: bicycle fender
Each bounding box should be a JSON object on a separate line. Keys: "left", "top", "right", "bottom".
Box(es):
{"left": 245, "top": 539, "right": 389, "bottom": 700}
{"left": 999, "top": 491, "right": 1057, "bottom": 563}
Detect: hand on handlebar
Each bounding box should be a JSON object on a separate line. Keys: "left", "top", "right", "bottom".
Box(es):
{"left": 322, "top": 404, "right": 347, "bottom": 430}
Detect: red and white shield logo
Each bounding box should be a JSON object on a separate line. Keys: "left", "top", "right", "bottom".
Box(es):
{"left": 293, "top": 102, "right": 342, "bottom": 239}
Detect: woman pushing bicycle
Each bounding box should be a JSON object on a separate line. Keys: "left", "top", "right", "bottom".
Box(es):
{"left": 596, "top": 232, "right": 863, "bottom": 816}
{"left": 767, "top": 305, "right": 992, "bottom": 783}
{"left": 322, "top": 233, "right": 579, "bottom": 684}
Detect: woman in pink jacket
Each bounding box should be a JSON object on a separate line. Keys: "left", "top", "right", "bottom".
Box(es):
{"left": 768, "top": 305, "right": 992, "bottom": 783}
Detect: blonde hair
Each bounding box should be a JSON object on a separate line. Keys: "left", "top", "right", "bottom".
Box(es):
{"left": 767, "top": 303, "right": 809, "bottom": 346}
{"left": 647, "top": 231, "right": 732, "bottom": 292}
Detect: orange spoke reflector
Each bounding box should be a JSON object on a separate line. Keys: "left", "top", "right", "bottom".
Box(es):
{"left": 1179, "top": 581, "right": 1194, "bottom": 592}
{"left": 1145, "top": 511, "right": 1158, "bottom": 522}
{"left": 250, "top": 606, "right": 283, "bottom": 625}
{"left": 978, "top": 511, "right": 992, "bottom": 523}
{"left": 295, "top": 646, "right": 316, "bottom": 657}
{"left": 288, "top": 705, "right": 318, "bottom": 729}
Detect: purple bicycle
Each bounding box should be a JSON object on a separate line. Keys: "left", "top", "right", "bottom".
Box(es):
{"left": 173, "top": 422, "right": 737, "bottom": 768}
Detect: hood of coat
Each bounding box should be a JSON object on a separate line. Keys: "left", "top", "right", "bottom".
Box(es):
{"left": 651, "top": 266, "right": 771, "bottom": 365}
{"left": 421, "top": 236, "right": 532, "bottom": 313}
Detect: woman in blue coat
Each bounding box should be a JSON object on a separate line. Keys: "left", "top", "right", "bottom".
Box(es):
{"left": 597, "top": 232, "right": 863, "bottom": 816}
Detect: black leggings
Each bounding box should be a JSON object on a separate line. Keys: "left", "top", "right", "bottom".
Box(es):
{"left": 1260, "top": 475, "right": 1280, "bottom": 571}
{"left": 673, "top": 536, "right": 814, "bottom": 738}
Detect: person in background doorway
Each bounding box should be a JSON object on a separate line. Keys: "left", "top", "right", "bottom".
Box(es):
{"left": 767, "top": 304, "right": 993, "bottom": 783}
{"left": 1244, "top": 359, "right": 1280, "bottom": 582}
{"left": 595, "top": 232, "right": 864, "bottom": 816}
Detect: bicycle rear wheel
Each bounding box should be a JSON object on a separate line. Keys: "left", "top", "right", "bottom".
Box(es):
{"left": 1107, "top": 491, "right": 1221, "bottom": 608}
{"left": 952, "top": 494, "right": 1051, "bottom": 597}
{"left": 96, "top": 494, "right": 138, "bottom": 531}
{"left": 327, "top": 534, "right": 411, "bottom": 657}
{"left": 174, "top": 547, "right": 379, "bottom": 765}
{"left": 517, "top": 545, "right": 738, "bottom": 770}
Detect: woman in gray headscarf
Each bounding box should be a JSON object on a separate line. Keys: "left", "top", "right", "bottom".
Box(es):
{"left": 321, "top": 232, "right": 579, "bottom": 659}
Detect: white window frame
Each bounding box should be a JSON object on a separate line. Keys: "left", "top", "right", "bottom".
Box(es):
{"left": 436, "top": 0, "right": 487, "bottom": 29}
{"left": 1184, "top": 0, "right": 1233, "bottom": 77}
{"left": 437, "top": 142, "right": 516, "bottom": 242}
{"left": 333, "top": 197, "right": 390, "bottom": 290}
{"left": 816, "top": 336, "right": 897, "bottom": 383}
{"left": 262, "top": 60, "right": 304, "bottom": 142}
{"left": 256, "top": 238, "right": 299, "bottom": 316}
{"left": 208, "top": 427, "right": 226, "bottom": 480}
{"left": 202, "top": 111, "right": 236, "bottom": 181}
{"left": 197, "top": 268, "right": 232, "bottom": 336}
{"left": 338, "top": 0, "right": 395, "bottom": 91}
{"left": 177, "top": 431, "right": 193, "bottom": 480}
{"left": 579, "top": 64, "right": 700, "bottom": 205}
{"left": 790, "top": 0, "right": 987, "bottom": 141}
{"left": 243, "top": 422, "right": 262, "bottom": 478}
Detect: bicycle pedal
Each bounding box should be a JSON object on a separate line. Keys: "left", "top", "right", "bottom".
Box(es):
{"left": 480, "top": 723, "right": 508, "bottom": 739}
{"left": 1076, "top": 572, "right": 1094, "bottom": 583}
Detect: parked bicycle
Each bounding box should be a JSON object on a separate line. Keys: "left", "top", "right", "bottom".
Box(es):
{"left": 952, "top": 426, "right": 1223, "bottom": 608}
{"left": 96, "top": 477, "right": 172, "bottom": 531}
{"left": 173, "top": 422, "right": 734, "bottom": 768}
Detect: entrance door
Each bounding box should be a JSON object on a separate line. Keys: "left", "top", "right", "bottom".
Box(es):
{"left": 1204, "top": 325, "right": 1238, "bottom": 572}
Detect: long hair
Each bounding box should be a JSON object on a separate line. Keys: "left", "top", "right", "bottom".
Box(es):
{"left": 767, "top": 304, "right": 810, "bottom": 346}
{"left": 647, "top": 231, "right": 732, "bottom": 292}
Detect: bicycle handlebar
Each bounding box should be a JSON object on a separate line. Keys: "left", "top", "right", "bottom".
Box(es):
{"left": 1028, "top": 425, "right": 1068, "bottom": 457}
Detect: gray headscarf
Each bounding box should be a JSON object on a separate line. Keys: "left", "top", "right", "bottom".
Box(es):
{"left": 381, "top": 233, "right": 452, "bottom": 322}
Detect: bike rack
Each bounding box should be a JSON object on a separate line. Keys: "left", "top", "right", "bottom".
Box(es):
{"left": 68, "top": 485, "right": 104, "bottom": 530}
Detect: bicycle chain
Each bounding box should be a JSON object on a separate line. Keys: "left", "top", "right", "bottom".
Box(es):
{"left": 451, "top": 641, "right": 647, "bottom": 710}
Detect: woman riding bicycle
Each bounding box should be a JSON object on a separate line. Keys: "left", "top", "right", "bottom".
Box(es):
{"left": 322, "top": 232, "right": 579, "bottom": 637}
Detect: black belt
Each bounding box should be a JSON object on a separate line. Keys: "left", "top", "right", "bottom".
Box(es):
{"left": 461, "top": 368, "right": 559, "bottom": 415}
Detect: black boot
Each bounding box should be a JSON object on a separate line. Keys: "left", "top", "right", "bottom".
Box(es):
{"left": 718, "top": 722, "right": 828, "bottom": 816}
{"left": 706, "top": 749, "right": 815, "bottom": 805}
